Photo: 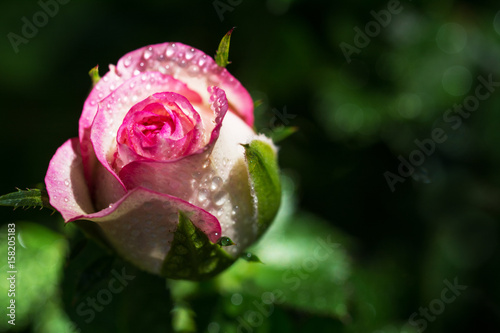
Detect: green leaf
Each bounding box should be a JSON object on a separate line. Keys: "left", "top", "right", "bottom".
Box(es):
{"left": 0, "top": 188, "right": 53, "bottom": 210}
{"left": 269, "top": 126, "right": 298, "bottom": 143}
{"left": 217, "top": 212, "right": 354, "bottom": 320}
{"left": 243, "top": 140, "right": 281, "bottom": 233}
{"left": 88, "top": 65, "right": 100, "bottom": 86}
{"left": 161, "top": 212, "right": 235, "bottom": 280}
{"left": 215, "top": 27, "right": 235, "bottom": 68}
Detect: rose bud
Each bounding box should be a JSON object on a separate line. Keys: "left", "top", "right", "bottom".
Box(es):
{"left": 44, "top": 42, "right": 280, "bottom": 280}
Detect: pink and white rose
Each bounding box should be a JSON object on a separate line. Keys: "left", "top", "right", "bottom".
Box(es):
{"left": 44, "top": 42, "right": 280, "bottom": 278}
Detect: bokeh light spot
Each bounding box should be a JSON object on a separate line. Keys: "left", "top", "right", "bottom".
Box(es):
{"left": 334, "top": 103, "right": 364, "bottom": 133}
{"left": 441, "top": 65, "right": 472, "bottom": 96}
{"left": 397, "top": 93, "right": 423, "bottom": 119}
{"left": 436, "top": 23, "right": 467, "bottom": 54}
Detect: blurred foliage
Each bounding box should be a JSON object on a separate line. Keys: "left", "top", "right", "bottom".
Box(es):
{"left": 1, "top": 0, "right": 500, "bottom": 332}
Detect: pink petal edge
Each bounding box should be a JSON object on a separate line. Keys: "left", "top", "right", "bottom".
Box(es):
{"left": 68, "top": 186, "right": 222, "bottom": 274}
{"left": 117, "top": 86, "right": 229, "bottom": 200}
{"left": 45, "top": 138, "right": 95, "bottom": 221}
{"left": 115, "top": 42, "right": 254, "bottom": 126}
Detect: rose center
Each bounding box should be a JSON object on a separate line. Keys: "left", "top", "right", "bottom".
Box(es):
{"left": 116, "top": 93, "right": 202, "bottom": 165}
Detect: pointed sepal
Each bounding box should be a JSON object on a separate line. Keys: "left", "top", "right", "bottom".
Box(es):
{"left": 215, "top": 27, "right": 235, "bottom": 68}
{"left": 161, "top": 212, "right": 235, "bottom": 280}
{"left": 88, "top": 65, "right": 100, "bottom": 86}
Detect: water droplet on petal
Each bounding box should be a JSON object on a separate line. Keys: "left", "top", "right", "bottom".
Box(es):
{"left": 143, "top": 47, "right": 153, "bottom": 60}
{"left": 214, "top": 191, "right": 226, "bottom": 206}
{"left": 63, "top": 197, "right": 69, "bottom": 202}
{"left": 64, "top": 179, "right": 70, "bottom": 187}
{"left": 210, "top": 176, "right": 222, "bottom": 191}
{"left": 166, "top": 44, "right": 176, "bottom": 57}
{"left": 198, "top": 189, "right": 209, "bottom": 202}
{"left": 124, "top": 56, "right": 132, "bottom": 67}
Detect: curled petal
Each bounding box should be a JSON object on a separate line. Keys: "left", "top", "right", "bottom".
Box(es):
{"left": 44, "top": 138, "right": 95, "bottom": 221}
{"left": 69, "top": 187, "right": 221, "bottom": 274}
{"left": 116, "top": 92, "right": 203, "bottom": 164}
{"left": 119, "top": 86, "right": 229, "bottom": 200}
{"left": 115, "top": 43, "right": 254, "bottom": 126}
{"left": 90, "top": 72, "right": 202, "bottom": 203}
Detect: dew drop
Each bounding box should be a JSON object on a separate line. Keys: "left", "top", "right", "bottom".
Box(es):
{"left": 63, "top": 197, "right": 69, "bottom": 202}
{"left": 143, "top": 47, "right": 153, "bottom": 60}
{"left": 185, "top": 48, "right": 195, "bottom": 60}
{"left": 124, "top": 56, "right": 132, "bottom": 67}
{"left": 232, "top": 205, "right": 239, "bottom": 216}
{"left": 108, "top": 204, "right": 114, "bottom": 208}
{"left": 166, "top": 44, "right": 176, "bottom": 57}
{"left": 187, "top": 65, "right": 200, "bottom": 77}
{"left": 198, "top": 189, "right": 209, "bottom": 202}
{"left": 64, "top": 179, "right": 70, "bottom": 187}
{"left": 216, "top": 208, "right": 224, "bottom": 217}
{"left": 210, "top": 176, "right": 222, "bottom": 191}
{"left": 214, "top": 191, "right": 226, "bottom": 206}
{"left": 198, "top": 55, "right": 207, "bottom": 67}
{"left": 202, "top": 160, "right": 210, "bottom": 169}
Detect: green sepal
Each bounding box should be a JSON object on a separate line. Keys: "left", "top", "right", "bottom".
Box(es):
{"left": 161, "top": 212, "right": 235, "bottom": 280}
{"left": 240, "top": 252, "right": 263, "bottom": 263}
{"left": 0, "top": 188, "right": 53, "bottom": 210}
{"left": 270, "top": 126, "right": 298, "bottom": 143}
{"left": 215, "top": 27, "right": 235, "bottom": 68}
{"left": 88, "top": 65, "right": 100, "bottom": 86}
{"left": 217, "top": 236, "right": 235, "bottom": 247}
{"left": 243, "top": 140, "right": 281, "bottom": 233}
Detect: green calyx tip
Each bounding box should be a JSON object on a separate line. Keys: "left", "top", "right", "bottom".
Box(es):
{"left": 215, "top": 27, "right": 235, "bottom": 68}
{"left": 88, "top": 65, "right": 100, "bottom": 86}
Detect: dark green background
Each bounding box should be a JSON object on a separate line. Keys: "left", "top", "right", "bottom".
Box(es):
{"left": 1, "top": 0, "right": 500, "bottom": 332}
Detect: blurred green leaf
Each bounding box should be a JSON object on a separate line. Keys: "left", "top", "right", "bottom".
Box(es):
{"left": 0, "top": 222, "right": 67, "bottom": 331}
{"left": 269, "top": 126, "right": 298, "bottom": 143}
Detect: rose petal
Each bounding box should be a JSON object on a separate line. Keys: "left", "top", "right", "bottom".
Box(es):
{"left": 68, "top": 187, "right": 222, "bottom": 274}
{"left": 79, "top": 66, "right": 123, "bottom": 188}
{"left": 90, "top": 72, "right": 202, "bottom": 204}
{"left": 116, "top": 92, "right": 203, "bottom": 164}
{"left": 44, "top": 138, "right": 95, "bottom": 221}
{"left": 115, "top": 43, "right": 254, "bottom": 126}
{"left": 119, "top": 86, "right": 229, "bottom": 199}
{"left": 120, "top": 110, "right": 259, "bottom": 257}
